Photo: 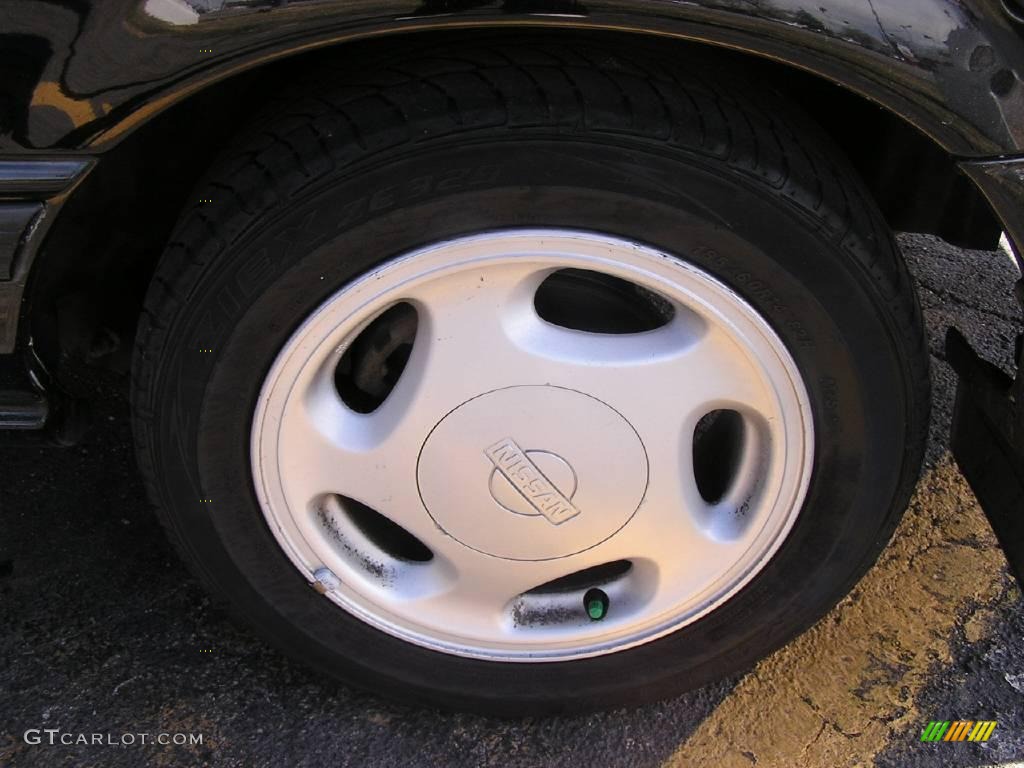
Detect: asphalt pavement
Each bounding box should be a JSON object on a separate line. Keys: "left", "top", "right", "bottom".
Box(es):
{"left": 1, "top": 233, "right": 1022, "bottom": 768}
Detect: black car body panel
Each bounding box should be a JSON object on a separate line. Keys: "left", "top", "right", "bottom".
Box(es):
{"left": 1, "top": 0, "right": 1023, "bottom": 577}
{"left": 1, "top": 0, "right": 1023, "bottom": 156}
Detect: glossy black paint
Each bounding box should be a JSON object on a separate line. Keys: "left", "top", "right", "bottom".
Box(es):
{"left": 0, "top": 0, "right": 1022, "bottom": 157}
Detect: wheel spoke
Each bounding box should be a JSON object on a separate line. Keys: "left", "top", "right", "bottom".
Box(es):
{"left": 359, "top": 260, "right": 554, "bottom": 439}
{"left": 521, "top": 316, "right": 774, "bottom": 430}
{"left": 602, "top": 474, "right": 743, "bottom": 590}
{"left": 271, "top": 378, "right": 438, "bottom": 546}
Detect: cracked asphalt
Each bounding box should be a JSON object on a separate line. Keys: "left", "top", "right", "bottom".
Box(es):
{"left": 1, "top": 233, "right": 1022, "bottom": 768}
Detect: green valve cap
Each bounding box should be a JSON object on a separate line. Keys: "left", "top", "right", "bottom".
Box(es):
{"left": 584, "top": 588, "right": 609, "bottom": 621}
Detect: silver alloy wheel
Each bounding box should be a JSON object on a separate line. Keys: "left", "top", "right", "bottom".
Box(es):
{"left": 251, "top": 229, "right": 814, "bottom": 661}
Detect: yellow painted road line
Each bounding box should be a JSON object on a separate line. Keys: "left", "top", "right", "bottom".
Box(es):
{"left": 665, "top": 455, "right": 1007, "bottom": 768}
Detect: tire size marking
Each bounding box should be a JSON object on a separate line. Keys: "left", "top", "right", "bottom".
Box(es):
{"left": 692, "top": 245, "right": 815, "bottom": 350}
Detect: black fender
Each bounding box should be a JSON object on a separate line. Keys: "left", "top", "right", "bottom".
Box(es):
{"left": 0, "top": 0, "right": 1022, "bottom": 157}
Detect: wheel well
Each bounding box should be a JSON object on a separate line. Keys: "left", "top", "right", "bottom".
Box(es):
{"left": 23, "top": 27, "right": 1001, "bottom": 389}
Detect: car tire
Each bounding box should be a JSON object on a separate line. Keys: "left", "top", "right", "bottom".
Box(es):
{"left": 132, "top": 37, "right": 929, "bottom": 714}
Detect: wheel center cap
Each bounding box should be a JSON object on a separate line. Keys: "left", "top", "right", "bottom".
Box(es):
{"left": 416, "top": 386, "right": 649, "bottom": 561}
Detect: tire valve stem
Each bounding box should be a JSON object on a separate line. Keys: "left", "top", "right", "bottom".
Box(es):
{"left": 584, "top": 588, "right": 609, "bottom": 621}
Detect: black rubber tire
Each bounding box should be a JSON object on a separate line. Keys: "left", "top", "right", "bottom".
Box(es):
{"left": 132, "top": 36, "right": 930, "bottom": 714}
